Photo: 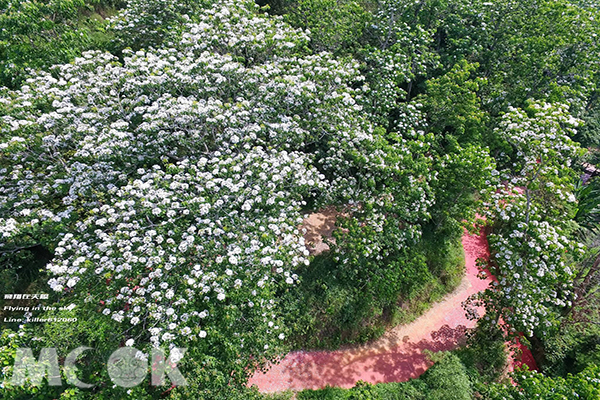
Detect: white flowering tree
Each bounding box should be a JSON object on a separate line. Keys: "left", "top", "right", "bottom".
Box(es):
{"left": 0, "top": 0, "right": 405, "bottom": 394}
{"left": 468, "top": 101, "right": 586, "bottom": 338}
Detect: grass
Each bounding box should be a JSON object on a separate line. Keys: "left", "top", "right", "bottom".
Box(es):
{"left": 392, "top": 229, "right": 465, "bottom": 326}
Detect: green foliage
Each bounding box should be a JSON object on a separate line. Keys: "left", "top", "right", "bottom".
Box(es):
{"left": 419, "top": 226, "right": 465, "bottom": 287}
{"left": 377, "top": 0, "right": 600, "bottom": 113}
{"left": 269, "top": 0, "right": 600, "bottom": 139}
{"left": 428, "top": 144, "right": 494, "bottom": 236}
{"left": 297, "top": 381, "right": 425, "bottom": 399}
{"left": 278, "top": 0, "right": 373, "bottom": 54}
{"left": 419, "top": 353, "right": 473, "bottom": 400}
{"left": 107, "top": 0, "right": 215, "bottom": 51}
{"left": 455, "top": 323, "right": 508, "bottom": 386}
{"left": 477, "top": 0, "right": 600, "bottom": 113}
{"left": 0, "top": 0, "right": 115, "bottom": 89}
{"left": 540, "top": 323, "right": 600, "bottom": 378}
{"left": 574, "top": 178, "right": 600, "bottom": 234}
{"left": 483, "top": 365, "right": 600, "bottom": 400}
{"left": 575, "top": 106, "right": 600, "bottom": 148}
{"left": 421, "top": 60, "right": 487, "bottom": 144}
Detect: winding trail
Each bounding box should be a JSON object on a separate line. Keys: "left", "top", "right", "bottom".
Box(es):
{"left": 249, "top": 226, "right": 537, "bottom": 393}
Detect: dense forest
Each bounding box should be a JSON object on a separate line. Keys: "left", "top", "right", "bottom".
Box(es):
{"left": 1, "top": 0, "right": 600, "bottom": 398}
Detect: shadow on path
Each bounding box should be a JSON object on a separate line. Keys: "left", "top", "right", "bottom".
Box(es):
{"left": 249, "top": 221, "right": 536, "bottom": 393}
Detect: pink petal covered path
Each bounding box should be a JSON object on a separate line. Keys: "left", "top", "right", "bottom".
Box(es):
{"left": 249, "top": 228, "right": 537, "bottom": 393}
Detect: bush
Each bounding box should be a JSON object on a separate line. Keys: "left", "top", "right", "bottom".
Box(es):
{"left": 483, "top": 364, "right": 600, "bottom": 400}
{"left": 420, "top": 353, "right": 473, "bottom": 400}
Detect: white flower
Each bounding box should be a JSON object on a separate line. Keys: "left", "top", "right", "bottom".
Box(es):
{"left": 96, "top": 218, "right": 108, "bottom": 226}
{"left": 112, "top": 313, "right": 124, "bottom": 323}
{"left": 169, "top": 348, "right": 184, "bottom": 363}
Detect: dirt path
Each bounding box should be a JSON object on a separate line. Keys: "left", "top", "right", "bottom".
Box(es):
{"left": 249, "top": 221, "right": 536, "bottom": 393}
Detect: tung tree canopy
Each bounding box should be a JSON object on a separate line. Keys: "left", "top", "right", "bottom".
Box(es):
{"left": 0, "top": 0, "right": 439, "bottom": 385}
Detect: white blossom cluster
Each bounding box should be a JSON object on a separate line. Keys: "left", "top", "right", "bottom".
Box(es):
{"left": 476, "top": 101, "right": 584, "bottom": 336}
{"left": 46, "top": 147, "right": 323, "bottom": 345}
{"left": 362, "top": 1, "right": 440, "bottom": 129}
{"left": 177, "top": 3, "right": 310, "bottom": 63}
{"left": 486, "top": 204, "right": 584, "bottom": 336}
{"left": 108, "top": 0, "right": 309, "bottom": 60}
{"left": 0, "top": 0, "right": 382, "bottom": 352}
{"left": 0, "top": 3, "right": 365, "bottom": 226}
{"left": 499, "top": 102, "right": 582, "bottom": 204}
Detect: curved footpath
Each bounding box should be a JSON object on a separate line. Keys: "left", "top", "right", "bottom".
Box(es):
{"left": 249, "top": 228, "right": 537, "bottom": 393}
